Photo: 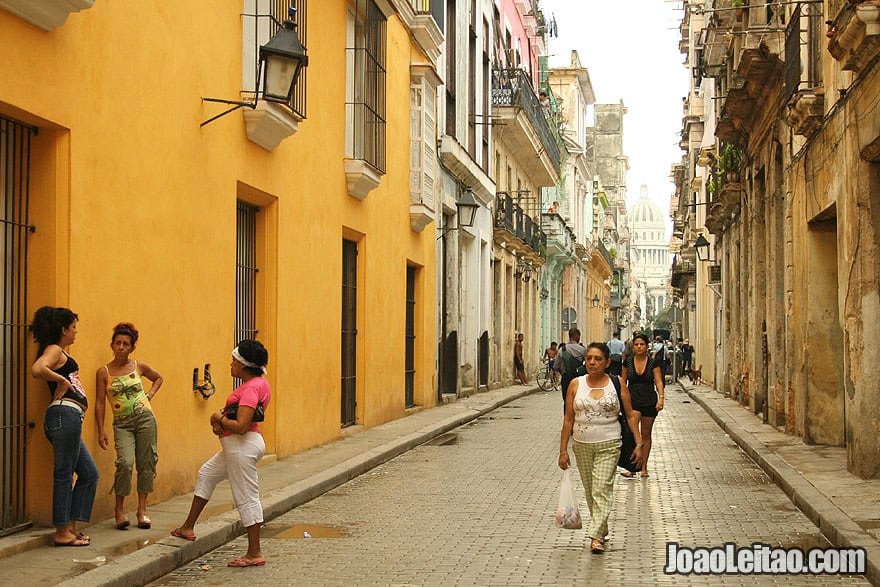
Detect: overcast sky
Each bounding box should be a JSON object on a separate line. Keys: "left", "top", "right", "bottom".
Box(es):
{"left": 540, "top": 0, "right": 689, "bottom": 218}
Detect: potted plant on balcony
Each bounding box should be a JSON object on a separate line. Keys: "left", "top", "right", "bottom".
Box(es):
{"left": 719, "top": 143, "right": 743, "bottom": 183}
{"left": 732, "top": 0, "right": 746, "bottom": 19}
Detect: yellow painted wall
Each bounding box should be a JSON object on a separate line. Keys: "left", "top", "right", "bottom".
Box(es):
{"left": 2, "top": 1, "right": 436, "bottom": 525}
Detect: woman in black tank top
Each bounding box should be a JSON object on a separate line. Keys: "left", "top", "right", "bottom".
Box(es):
{"left": 620, "top": 333, "right": 665, "bottom": 478}
{"left": 30, "top": 306, "right": 99, "bottom": 547}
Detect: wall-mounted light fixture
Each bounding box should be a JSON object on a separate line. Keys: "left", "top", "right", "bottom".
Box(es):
{"left": 437, "top": 188, "right": 480, "bottom": 239}
{"left": 201, "top": 7, "right": 309, "bottom": 127}
{"left": 694, "top": 233, "right": 716, "bottom": 263}
{"left": 591, "top": 295, "right": 600, "bottom": 308}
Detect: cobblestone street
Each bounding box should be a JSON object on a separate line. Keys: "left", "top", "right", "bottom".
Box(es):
{"left": 149, "top": 384, "right": 868, "bottom": 586}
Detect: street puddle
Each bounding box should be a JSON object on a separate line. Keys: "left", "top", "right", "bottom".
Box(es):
{"left": 104, "top": 537, "right": 153, "bottom": 557}
{"left": 265, "top": 523, "right": 347, "bottom": 539}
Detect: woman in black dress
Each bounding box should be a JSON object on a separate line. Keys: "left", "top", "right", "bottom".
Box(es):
{"left": 620, "top": 333, "right": 665, "bottom": 478}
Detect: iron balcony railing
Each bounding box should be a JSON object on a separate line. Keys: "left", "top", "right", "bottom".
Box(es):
{"left": 491, "top": 68, "right": 561, "bottom": 171}
{"left": 495, "top": 193, "right": 547, "bottom": 257}
{"left": 784, "top": 3, "right": 823, "bottom": 102}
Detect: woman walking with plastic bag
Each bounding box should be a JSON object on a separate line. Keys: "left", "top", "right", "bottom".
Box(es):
{"left": 558, "top": 342, "right": 643, "bottom": 553}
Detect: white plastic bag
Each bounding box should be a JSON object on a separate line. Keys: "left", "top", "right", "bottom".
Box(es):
{"left": 555, "top": 469, "right": 582, "bottom": 529}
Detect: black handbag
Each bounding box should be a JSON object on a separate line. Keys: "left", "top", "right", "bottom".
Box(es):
{"left": 611, "top": 376, "right": 640, "bottom": 473}
{"left": 224, "top": 402, "right": 265, "bottom": 423}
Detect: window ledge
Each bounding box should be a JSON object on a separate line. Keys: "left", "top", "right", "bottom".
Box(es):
{"left": 409, "top": 203, "right": 435, "bottom": 232}
{"left": 344, "top": 159, "right": 382, "bottom": 200}
{"left": 0, "top": 0, "right": 94, "bottom": 31}
{"left": 243, "top": 102, "right": 299, "bottom": 151}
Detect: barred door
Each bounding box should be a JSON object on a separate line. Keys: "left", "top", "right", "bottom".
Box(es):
{"left": 0, "top": 115, "right": 34, "bottom": 535}
{"left": 341, "top": 240, "right": 357, "bottom": 427}
{"left": 404, "top": 267, "right": 415, "bottom": 407}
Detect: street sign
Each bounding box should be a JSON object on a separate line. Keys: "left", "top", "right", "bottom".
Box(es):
{"left": 561, "top": 307, "right": 577, "bottom": 332}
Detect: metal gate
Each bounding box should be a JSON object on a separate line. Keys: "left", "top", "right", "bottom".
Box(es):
{"left": 0, "top": 115, "right": 34, "bottom": 535}
{"left": 341, "top": 239, "right": 357, "bottom": 427}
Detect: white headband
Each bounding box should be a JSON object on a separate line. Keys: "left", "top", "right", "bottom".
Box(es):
{"left": 232, "top": 347, "right": 267, "bottom": 373}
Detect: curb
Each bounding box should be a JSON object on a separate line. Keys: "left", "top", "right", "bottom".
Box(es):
{"left": 680, "top": 381, "right": 879, "bottom": 586}
{"left": 55, "top": 387, "right": 537, "bottom": 587}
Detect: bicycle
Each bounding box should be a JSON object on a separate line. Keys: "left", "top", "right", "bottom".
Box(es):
{"left": 537, "top": 359, "right": 559, "bottom": 392}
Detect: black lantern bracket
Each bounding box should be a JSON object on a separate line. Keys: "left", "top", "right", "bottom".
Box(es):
{"left": 436, "top": 188, "right": 481, "bottom": 239}
{"left": 201, "top": 7, "right": 308, "bottom": 127}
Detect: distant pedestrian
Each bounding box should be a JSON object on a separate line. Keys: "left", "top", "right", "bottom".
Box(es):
{"left": 95, "top": 322, "right": 164, "bottom": 531}
{"left": 652, "top": 336, "right": 669, "bottom": 382}
{"left": 558, "top": 342, "right": 644, "bottom": 553}
{"left": 171, "top": 340, "right": 271, "bottom": 568}
{"left": 681, "top": 339, "right": 694, "bottom": 372}
{"left": 621, "top": 333, "right": 665, "bottom": 478}
{"left": 607, "top": 331, "right": 624, "bottom": 376}
{"left": 514, "top": 333, "right": 528, "bottom": 385}
{"left": 29, "top": 306, "right": 98, "bottom": 547}
{"left": 556, "top": 328, "right": 587, "bottom": 410}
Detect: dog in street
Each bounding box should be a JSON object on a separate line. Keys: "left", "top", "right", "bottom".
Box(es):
{"left": 687, "top": 364, "right": 703, "bottom": 385}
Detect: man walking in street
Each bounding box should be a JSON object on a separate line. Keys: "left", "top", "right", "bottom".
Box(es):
{"left": 555, "top": 327, "right": 586, "bottom": 411}
{"left": 607, "top": 331, "right": 624, "bottom": 376}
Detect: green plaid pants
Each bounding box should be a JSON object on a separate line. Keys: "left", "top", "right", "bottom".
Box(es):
{"left": 571, "top": 438, "right": 621, "bottom": 540}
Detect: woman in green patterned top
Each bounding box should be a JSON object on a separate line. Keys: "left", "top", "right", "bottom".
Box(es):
{"left": 95, "top": 322, "right": 164, "bottom": 530}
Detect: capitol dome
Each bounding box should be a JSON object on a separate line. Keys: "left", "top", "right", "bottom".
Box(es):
{"left": 628, "top": 195, "right": 665, "bottom": 228}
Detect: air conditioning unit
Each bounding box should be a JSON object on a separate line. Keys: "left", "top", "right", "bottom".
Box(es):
{"left": 708, "top": 264, "right": 722, "bottom": 284}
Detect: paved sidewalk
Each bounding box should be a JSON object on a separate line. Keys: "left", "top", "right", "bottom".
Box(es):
{"left": 1, "top": 384, "right": 538, "bottom": 587}
{"left": 679, "top": 378, "right": 880, "bottom": 586}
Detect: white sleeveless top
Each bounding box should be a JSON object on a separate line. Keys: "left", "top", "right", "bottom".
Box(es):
{"left": 571, "top": 375, "right": 621, "bottom": 444}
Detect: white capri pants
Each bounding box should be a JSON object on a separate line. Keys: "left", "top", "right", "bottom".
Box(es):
{"left": 194, "top": 431, "right": 266, "bottom": 528}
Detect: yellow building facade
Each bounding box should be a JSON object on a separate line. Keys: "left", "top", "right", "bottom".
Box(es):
{"left": 0, "top": 0, "right": 439, "bottom": 528}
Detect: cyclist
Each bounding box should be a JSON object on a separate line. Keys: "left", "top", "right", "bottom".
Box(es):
{"left": 543, "top": 342, "right": 559, "bottom": 386}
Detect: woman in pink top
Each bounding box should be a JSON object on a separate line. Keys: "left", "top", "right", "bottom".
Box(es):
{"left": 171, "top": 340, "right": 271, "bottom": 568}
{"left": 558, "top": 342, "right": 643, "bottom": 553}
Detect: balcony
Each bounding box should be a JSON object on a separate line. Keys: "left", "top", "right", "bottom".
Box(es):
{"left": 393, "top": 0, "right": 444, "bottom": 62}
{"left": 494, "top": 193, "right": 547, "bottom": 257}
{"left": 0, "top": 0, "right": 93, "bottom": 31}
{"left": 491, "top": 68, "right": 562, "bottom": 185}
{"left": 705, "top": 181, "right": 742, "bottom": 235}
{"left": 671, "top": 257, "right": 696, "bottom": 291}
{"left": 785, "top": 88, "right": 825, "bottom": 137}
{"left": 782, "top": 4, "right": 824, "bottom": 137}
{"left": 716, "top": 42, "right": 784, "bottom": 145}
{"left": 828, "top": 0, "right": 880, "bottom": 74}
{"left": 540, "top": 211, "right": 576, "bottom": 261}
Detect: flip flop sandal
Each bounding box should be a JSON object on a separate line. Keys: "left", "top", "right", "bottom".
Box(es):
{"left": 171, "top": 528, "right": 196, "bottom": 541}
{"left": 228, "top": 557, "right": 266, "bottom": 567}
{"left": 116, "top": 520, "right": 130, "bottom": 530}
{"left": 137, "top": 516, "right": 151, "bottom": 529}
{"left": 54, "top": 537, "right": 90, "bottom": 547}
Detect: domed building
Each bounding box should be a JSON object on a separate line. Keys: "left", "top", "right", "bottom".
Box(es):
{"left": 628, "top": 185, "right": 670, "bottom": 324}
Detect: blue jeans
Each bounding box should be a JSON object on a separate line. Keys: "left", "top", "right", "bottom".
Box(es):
{"left": 44, "top": 405, "right": 99, "bottom": 527}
